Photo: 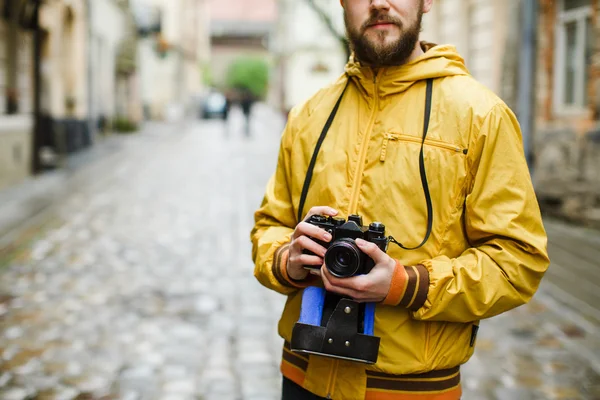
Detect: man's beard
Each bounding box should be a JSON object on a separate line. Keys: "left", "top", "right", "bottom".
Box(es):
{"left": 345, "top": 6, "right": 423, "bottom": 67}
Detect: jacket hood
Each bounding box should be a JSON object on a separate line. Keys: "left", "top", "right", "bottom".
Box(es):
{"left": 344, "top": 42, "right": 470, "bottom": 96}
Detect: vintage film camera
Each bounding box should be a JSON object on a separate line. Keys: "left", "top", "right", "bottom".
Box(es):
{"left": 291, "top": 215, "right": 389, "bottom": 364}
{"left": 302, "top": 214, "right": 389, "bottom": 277}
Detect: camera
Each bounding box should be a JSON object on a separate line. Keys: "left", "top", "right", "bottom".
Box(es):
{"left": 304, "top": 214, "right": 389, "bottom": 278}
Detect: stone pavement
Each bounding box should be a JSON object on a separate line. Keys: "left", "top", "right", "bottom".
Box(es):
{"left": 0, "top": 122, "right": 190, "bottom": 245}
{"left": 0, "top": 106, "right": 599, "bottom": 400}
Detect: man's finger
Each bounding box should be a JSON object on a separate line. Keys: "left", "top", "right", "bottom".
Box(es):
{"left": 355, "top": 239, "right": 388, "bottom": 264}
{"left": 304, "top": 206, "right": 339, "bottom": 221}
{"left": 290, "top": 254, "right": 323, "bottom": 267}
{"left": 295, "top": 236, "right": 327, "bottom": 257}
{"left": 293, "top": 222, "right": 333, "bottom": 244}
{"left": 321, "top": 267, "right": 362, "bottom": 300}
{"left": 322, "top": 265, "right": 370, "bottom": 290}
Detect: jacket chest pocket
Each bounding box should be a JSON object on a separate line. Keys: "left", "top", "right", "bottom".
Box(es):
{"left": 380, "top": 133, "right": 466, "bottom": 162}
{"left": 376, "top": 133, "right": 469, "bottom": 225}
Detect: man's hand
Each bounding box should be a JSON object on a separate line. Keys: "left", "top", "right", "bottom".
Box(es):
{"left": 317, "top": 238, "right": 396, "bottom": 303}
{"left": 287, "top": 206, "right": 339, "bottom": 281}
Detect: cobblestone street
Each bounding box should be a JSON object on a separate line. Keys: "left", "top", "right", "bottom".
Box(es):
{"left": 1, "top": 108, "right": 600, "bottom": 400}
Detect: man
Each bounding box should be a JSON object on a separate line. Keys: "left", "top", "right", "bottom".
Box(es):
{"left": 240, "top": 87, "right": 254, "bottom": 136}
{"left": 251, "top": 0, "right": 550, "bottom": 399}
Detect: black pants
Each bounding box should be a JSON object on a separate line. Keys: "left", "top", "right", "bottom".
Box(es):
{"left": 282, "top": 378, "right": 327, "bottom": 399}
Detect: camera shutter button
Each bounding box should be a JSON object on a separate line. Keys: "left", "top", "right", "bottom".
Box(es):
{"left": 370, "top": 222, "right": 385, "bottom": 232}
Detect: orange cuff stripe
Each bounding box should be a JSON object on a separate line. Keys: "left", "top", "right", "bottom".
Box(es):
{"left": 406, "top": 266, "right": 421, "bottom": 309}
{"left": 399, "top": 266, "right": 417, "bottom": 308}
{"left": 410, "top": 264, "right": 430, "bottom": 311}
{"left": 383, "top": 260, "right": 409, "bottom": 306}
{"left": 272, "top": 243, "right": 295, "bottom": 288}
{"left": 399, "top": 265, "right": 430, "bottom": 311}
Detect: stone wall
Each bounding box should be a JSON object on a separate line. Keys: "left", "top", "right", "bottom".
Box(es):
{"left": 534, "top": 127, "right": 600, "bottom": 226}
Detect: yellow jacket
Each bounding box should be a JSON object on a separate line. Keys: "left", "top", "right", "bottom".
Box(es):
{"left": 251, "top": 44, "right": 549, "bottom": 400}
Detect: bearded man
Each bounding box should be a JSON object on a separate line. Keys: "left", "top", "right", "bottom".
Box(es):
{"left": 251, "top": 1, "right": 550, "bottom": 399}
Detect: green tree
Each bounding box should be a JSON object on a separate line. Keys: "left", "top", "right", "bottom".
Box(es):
{"left": 226, "top": 57, "right": 270, "bottom": 99}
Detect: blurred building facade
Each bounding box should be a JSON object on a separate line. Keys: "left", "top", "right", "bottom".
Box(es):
{"left": 421, "top": 1, "right": 513, "bottom": 98}
{"left": 209, "top": 0, "right": 276, "bottom": 104}
{"left": 34, "top": 0, "right": 93, "bottom": 171}
{"left": 34, "top": 0, "right": 142, "bottom": 172}
{"left": 275, "top": 0, "right": 347, "bottom": 114}
{"left": 0, "top": 0, "right": 211, "bottom": 193}
{"left": 532, "top": 0, "right": 600, "bottom": 224}
{"left": 133, "top": 0, "right": 210, "bottom": 121}
{"left": 423, "top": 0, "right": 600, "bottom": 225}
{"left": 89, "top": 0, "right": 141, "bottom": 133}
{"left": 0, "top": 0, "right": 37, "bottom": 190}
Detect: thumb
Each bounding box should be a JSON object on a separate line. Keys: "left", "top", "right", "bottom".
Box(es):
{"left": 355, "top": 239, "right": 387, "bottom": 264}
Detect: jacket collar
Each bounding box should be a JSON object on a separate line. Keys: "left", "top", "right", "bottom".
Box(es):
{"left": 344, "top": 42, "right": 469, "bottom": 98}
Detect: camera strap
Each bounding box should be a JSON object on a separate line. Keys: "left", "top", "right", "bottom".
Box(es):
{"left": 388, "top": 78, "right": 433, "bottom": 250}
{"left": 297, "top": 80, "right": 350, "bottom": 223}
{"left": 298, "top": 78, "right": 434, "bottom": 251}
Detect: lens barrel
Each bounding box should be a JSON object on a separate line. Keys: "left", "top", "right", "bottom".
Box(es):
{"left": 325, "top": 238, "right": 362, "bottom": 278}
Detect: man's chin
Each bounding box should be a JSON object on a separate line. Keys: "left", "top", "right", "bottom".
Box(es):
{"left": 363, "top": 32, "right": 400, "bottom": 47}
{"left": 363, "top": 39, "right": 401, "bottom": 55}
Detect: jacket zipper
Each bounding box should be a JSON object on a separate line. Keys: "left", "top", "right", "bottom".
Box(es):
{"left": 326, "top": 72, "right": 381, "bottom": 399}
{"left": 380, "top": 133, "right": 464, "bottom": 162}
{"left": 348, "top": 70, "right": 382, "bottom": 214}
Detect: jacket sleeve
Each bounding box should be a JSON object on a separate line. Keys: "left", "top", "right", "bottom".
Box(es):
{"left": 251, "top": 115, "right": 319, "bottom": 295}
{"left": 411, "top": 103, "right": 550, "bottom": 323}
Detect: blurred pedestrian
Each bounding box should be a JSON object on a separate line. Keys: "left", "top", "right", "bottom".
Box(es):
{"left": 251, "top": 1, "right": 550, "bottom": 400}
{"left": 223, "top": 91, "right": 231, "bottom": 122}
{"left": 240, "top": 88, "right": 254, "bottom": 136}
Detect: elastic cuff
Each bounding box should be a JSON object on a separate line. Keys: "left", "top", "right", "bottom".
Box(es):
{"left": 272, "top": 244, "right": 318, "bottom": 288}
{"left": 382, "top": 260, "right": 409, "bottom": 306}
{"left": 398, "top": 264, "right": 430, "bottom": 311}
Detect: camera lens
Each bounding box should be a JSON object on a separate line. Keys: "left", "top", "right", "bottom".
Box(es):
{"left": 325, "top": 238, "right": 361, "bottom": 278}
{"left": 336, "top": 250, "right": 352, "bottom": 266}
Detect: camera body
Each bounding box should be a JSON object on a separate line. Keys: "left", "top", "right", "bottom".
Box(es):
{"left": 304, "top": 214, "right": 389, "bottom": 278}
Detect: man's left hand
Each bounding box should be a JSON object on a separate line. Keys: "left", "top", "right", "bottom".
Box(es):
{"left": 313, "top": 238, "right": 396, "bottom": 303}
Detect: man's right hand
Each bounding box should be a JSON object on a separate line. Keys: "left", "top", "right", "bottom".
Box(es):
{"left": 287, "top": 206, "right": 338, "bottom": 281}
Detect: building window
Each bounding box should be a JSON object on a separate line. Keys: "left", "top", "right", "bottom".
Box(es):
{"left": 555, "top": 0, "right": 593, "bottom": 113}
